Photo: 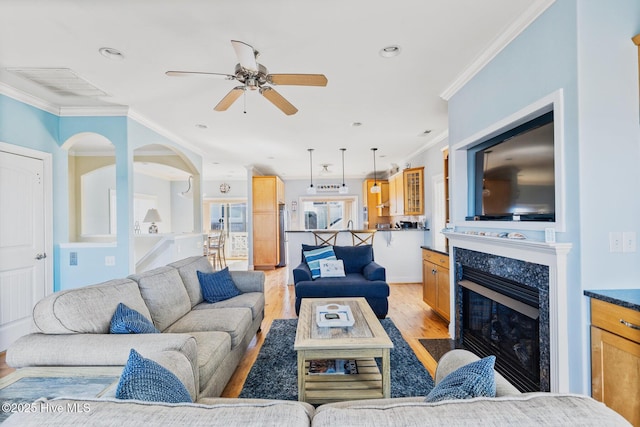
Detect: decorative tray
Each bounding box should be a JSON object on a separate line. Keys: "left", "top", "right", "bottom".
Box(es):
{"left": 315, "top": 304, "right": 355, "bottom": 327}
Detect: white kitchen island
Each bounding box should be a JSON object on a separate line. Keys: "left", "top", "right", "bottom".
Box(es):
{"left": 285, "top": 229, "right": 426, "bottom": 284}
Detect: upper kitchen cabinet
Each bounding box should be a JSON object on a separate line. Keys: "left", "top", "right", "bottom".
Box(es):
{"left": 403, "top": 167, "right": 424, "bottom": 215}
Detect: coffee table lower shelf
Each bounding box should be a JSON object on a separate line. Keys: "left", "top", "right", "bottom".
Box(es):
{"left": 302, "top": 358, "right": 383, "bottom": 404}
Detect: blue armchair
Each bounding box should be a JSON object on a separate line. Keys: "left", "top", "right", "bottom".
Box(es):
{"left": 293, "top": 244, "right": 389, "bottom": 318}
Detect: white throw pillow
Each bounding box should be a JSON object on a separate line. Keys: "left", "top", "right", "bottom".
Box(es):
{"left": 319, "top": 259, "right": 346, "bottom": 278}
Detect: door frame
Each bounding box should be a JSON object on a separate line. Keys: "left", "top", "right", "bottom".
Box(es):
{"left": 0, "top": 141, "right": 54, "bottom": 297}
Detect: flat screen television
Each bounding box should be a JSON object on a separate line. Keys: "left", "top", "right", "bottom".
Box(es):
{"left": 468, "top": 111, "right": 555, "bottom": 222}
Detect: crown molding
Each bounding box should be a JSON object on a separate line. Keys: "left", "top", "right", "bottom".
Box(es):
{"left": 440, "top": 0, "right": 556, "bottom": 101}
{"left": 0, "top": 82, "right": 59, "bottom": 114}
{"left": 1, "top": 81, "right": 205, "bottom": 159}
{"left": 127, "top": 109, "right": 206, "bottom": 158}
{"left": 403, "top": 129, "right": 449, "bottom": 163}
{"left": 59, "top": 105, "right": 129, "bottom": 117}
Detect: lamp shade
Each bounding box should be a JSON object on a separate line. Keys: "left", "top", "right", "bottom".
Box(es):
{"left": 143, "top": 208, "right": 162, "bottom": 223}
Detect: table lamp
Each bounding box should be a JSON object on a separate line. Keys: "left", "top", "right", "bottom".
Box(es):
{"left": 143, "top": 208, "right": 162, "bottom": 233}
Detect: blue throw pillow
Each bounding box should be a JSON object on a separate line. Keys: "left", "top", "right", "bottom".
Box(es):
{"left": 197, "top": 267, "right": 241, "bottom": 303}
{"left": 303, "top": 246, "right": 337, "bottom": 279}
{"left": 116, "top": 349, "right": 192, "bottom": 403}
{"left": 425, "top": 355, "right": 497, "bottom": 402}
{"left": 110, "top": 303, "right": 160, "bottom": 334}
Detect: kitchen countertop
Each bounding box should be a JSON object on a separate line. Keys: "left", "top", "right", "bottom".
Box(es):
{"left": 584, "top": 289, "right": 640, "bottom": 312}
{"left": 420, "top": 245, "right": 449, "bottom": 256}
{"left": 286, "top": 228, "right": 427, "bottom": 233}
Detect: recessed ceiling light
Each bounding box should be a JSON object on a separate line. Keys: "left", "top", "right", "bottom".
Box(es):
{"left": 99, "top": 47, "right": 125, "bottom": 61}
{"left": 379, "top": 45, "right": 401, "bottom": 58}
{"left": 418, "top": 129, "right": 432, "bottom": 137}
{"left": 351, "top": 122, "right": 363, "bottom": 127}
{"left": 195, "top": 124, "right": 208, "bottom": 129}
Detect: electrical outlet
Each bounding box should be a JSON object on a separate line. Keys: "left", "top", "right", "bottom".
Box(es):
{"left": 609, "top": 232, "right": 622, "bottom": 253}
{"left": 105, "top": 256, "right": 116, "bottom": 266}
{"left": 70, "top": 252, "right": 77, "bottom": 266}
{"left": 622, "top": 231, "right": 637, "bottom": 253}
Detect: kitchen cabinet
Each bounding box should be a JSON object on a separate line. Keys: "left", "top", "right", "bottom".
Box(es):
{"left": 252, "top": 176, "right": 284, "bottom": 269}
{"left": 589, "top": 297, "right": 640, "bottom": 426}
{"left": 422, "top": 248, "right": 450, "bottom": 322}
{"left": 388, "top": 172, "right": 404, "bottom": 216}
{"left": 362, "top": 179, "right": 389, "bottom": 228}
{"left": 403, "top": 167, "right": 424, "bottom": 215}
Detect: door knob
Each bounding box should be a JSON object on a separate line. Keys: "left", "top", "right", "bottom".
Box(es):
{"left": 35, "top": 253, "right": 47, "bottom": 260}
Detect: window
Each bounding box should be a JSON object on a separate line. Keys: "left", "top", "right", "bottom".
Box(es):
{"left": 300, "top": 196, "right": 357, "bottom": 230}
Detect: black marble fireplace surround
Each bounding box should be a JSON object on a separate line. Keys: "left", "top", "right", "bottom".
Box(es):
{"left": 454, "top": 247, "right": 551, "bottom": 392}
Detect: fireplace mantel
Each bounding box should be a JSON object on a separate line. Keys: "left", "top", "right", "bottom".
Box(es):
{"left": 444, "top": 231, "right": 572, "bottom": 392}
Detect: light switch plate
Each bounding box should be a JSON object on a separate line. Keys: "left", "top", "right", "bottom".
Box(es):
{"left": 622, "top": 231, "right": 636, "bottom": 253}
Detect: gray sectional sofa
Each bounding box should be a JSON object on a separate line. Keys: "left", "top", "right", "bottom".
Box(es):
{"left": 6, "top": 255, "right": 265, "bottom": 399}
{"left": 3, "top": 349, "right": 630, "bottom": 426}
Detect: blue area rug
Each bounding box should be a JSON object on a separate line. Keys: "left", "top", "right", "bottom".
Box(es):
{"left": 0, "top": 376, "right": 117, "bottom": 423}
{"left": 239, "top": 318, "right": 434, "bottom": 400}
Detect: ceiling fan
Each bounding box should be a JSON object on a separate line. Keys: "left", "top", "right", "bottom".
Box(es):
{"left": 166, "top": 40, "right": 328, "bottom": 115}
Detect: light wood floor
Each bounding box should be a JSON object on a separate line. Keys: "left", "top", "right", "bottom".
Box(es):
{"left": 0, "top": 267, "right": 450, "bottom": 397}
{"left": 219, "top": 267, "right": 449, "bottom": 397}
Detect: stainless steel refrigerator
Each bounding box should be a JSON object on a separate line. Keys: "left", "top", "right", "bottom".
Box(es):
{"left": 276, "top": 203, "right": 287, "bottom": 267}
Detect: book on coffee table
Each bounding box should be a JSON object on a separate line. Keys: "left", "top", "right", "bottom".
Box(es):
{"left": 308, "top": 359, "right": 358, "bottom": 375}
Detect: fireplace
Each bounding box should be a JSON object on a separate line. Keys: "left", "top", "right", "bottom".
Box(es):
{"left": 460, "top": 267, "right": 540, "bottom": 392}
{"left": 445, "top": 232, "right": 572, "bottom": 392}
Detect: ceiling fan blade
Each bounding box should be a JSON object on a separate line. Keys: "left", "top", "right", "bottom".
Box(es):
{"left": 231, "top": 40, "right": 258, "bottom": 73}
{"left": 260, "top": 87, "right": 298, "bottom": 115}
{"left": 267, "top": 74, "right": 328, "bottom": 87}
{"left": 214, "top": 86, "right": 245, "bottom": 111}
{"left": 165, "top": 70, "right": 235, "bottom": 80}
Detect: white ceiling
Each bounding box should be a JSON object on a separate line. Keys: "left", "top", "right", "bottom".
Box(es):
{"left": 0, "top": 0, "right": 550, "bottom": 181}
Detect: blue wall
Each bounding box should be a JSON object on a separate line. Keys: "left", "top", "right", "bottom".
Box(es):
{"left": 1, "top": 94, "right": 204, "bottom": 291}
{"left": 448, "top": 0, "right": 640, "bottom": 393}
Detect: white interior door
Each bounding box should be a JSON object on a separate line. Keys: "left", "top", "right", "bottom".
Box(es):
{"left": 0, "top": 150, "right": 46, "bottom": 351}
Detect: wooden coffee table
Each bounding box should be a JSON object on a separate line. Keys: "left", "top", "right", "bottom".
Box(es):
{"left": 294, "top": 297, "right": 393, "bottom": 404}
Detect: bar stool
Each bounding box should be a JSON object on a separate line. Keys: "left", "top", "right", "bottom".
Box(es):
{"left": 350, "top": 230, "right": 376, "bottom": 246}
{"left": 208, "top": 230, "right": 227, "bottom": 269}
{"left": 312, "top": 231, "right": 339, "bottom": 246}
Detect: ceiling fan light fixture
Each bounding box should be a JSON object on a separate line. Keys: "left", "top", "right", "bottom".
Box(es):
{"left": 245, "top": 77, "right": 259, "bottom": 90}
{"left": 379, "top": 45, "right": 401, "bottom": 58}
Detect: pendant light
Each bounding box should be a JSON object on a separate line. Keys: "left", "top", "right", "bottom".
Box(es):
{"left": 306, "top": 148, "right": 316, "bottom": 194}
{"left": 370, "top": 148, "right": 381, "bottom": 193}
{"left": 339, "top": 148, "right": 349, "bottom": 194}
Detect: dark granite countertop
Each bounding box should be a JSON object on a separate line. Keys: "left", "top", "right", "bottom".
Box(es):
{"left": 286, "top": 228, "right": 427, "bottom": 233}
{"left": 420, "top": 246, "right": 449, "bottom": 256}
{"left": 584, "top": 289, "right": 640, "bottom": 312}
